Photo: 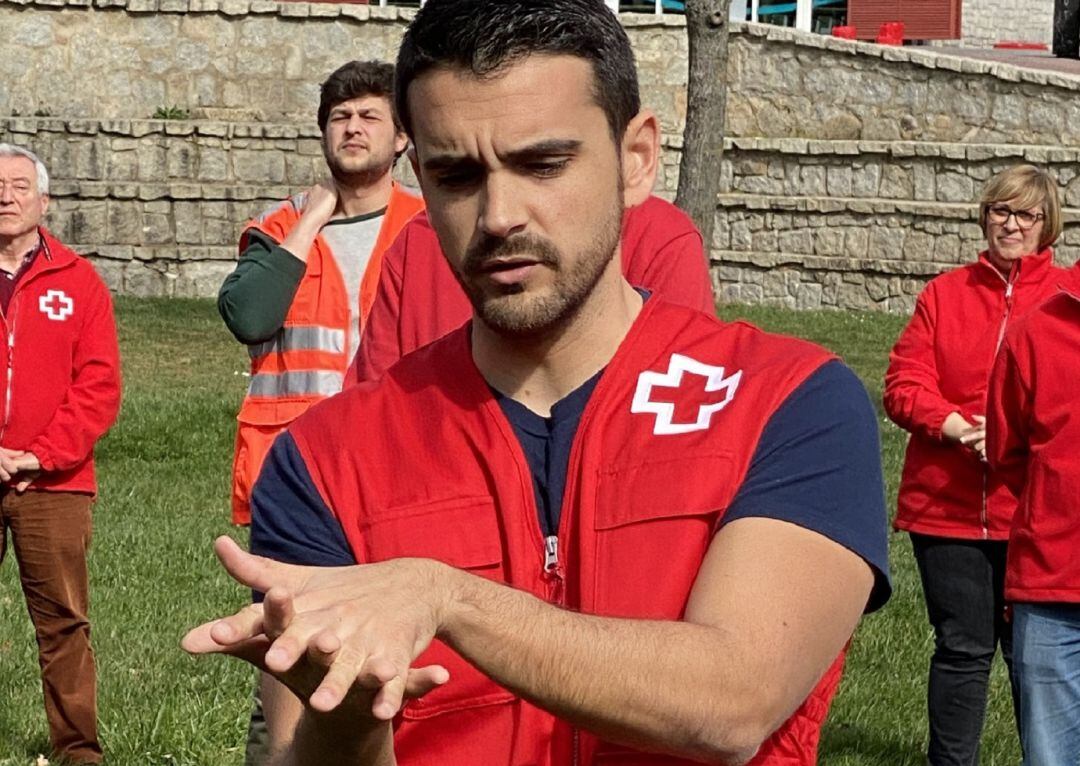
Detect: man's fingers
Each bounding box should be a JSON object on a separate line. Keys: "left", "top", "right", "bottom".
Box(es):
{"left": 207, "top": 602, "right": 265, "bottom": 647}
{"left": 306, "top": 630, "right": 341, "bottom": 669}
{"left": 370, "top": 674, "right": 406, "bottom": 721}
{"left": 181, "top": 621, "right": 226, "bottom": 654}
{"left": 360, "top": 655, "right": 402, "bottom": 687}
{"left": 404, "top": 664, "right": 450, "bottom": 698}
{"left": 309, "top": 654, "right": 365, "bottom": 713}
{"left": 214, "top": 536, "right": 311, "bottom": 594}
{"left": 182, "top": 619, "right": 268, "bottom": 657}
{"left": 263, "top": 587, "right": 296, "bottom": 640}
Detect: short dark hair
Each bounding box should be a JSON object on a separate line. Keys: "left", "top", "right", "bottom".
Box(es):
{"left": 395, "top": 0, "right": 640, "bottom": 141}
{"left": 318, "top": 60, "right": 400, "bottom": 133}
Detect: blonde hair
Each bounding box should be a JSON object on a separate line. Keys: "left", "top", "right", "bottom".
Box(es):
{"left": 978, "top": 164, "right": 1062, "bottom": 250}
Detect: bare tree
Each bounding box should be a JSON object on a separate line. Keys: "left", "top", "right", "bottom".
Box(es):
{"left": 675, "top": 0, "right": 733, "bottom": 262}
{"left": 1055, "top": 0, "right": 1080, "bottom": 58}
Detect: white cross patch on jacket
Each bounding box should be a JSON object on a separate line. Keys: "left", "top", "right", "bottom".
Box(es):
{"left": 631, "top": 353, "right": 743, "bottom": 435}
{"left": 39, "top": 289, "right": 74, "bottom": 321}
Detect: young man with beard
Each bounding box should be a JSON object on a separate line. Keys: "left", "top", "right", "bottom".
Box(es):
{"left": 187, "top": 2, "right": 891, "bottom": 764}
{"left": 219, "top": 60, "right": 424, "bottom": 527}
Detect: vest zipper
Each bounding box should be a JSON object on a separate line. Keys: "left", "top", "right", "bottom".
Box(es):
{"left": 544, "top": 535, "right": 559, "bottom": 572}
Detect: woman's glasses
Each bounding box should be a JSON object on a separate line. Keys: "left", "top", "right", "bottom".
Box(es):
{"left": 987, "top": 205, "right": 1045, "bottom": 231}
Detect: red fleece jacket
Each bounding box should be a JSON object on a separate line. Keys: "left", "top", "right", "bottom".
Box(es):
{"left": 0, "top": 228, "right": 121, "bottom": 494}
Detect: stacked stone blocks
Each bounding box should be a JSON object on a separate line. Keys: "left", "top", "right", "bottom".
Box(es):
{"left": 3, "top": 1, "right": 1080, "bottom": 310}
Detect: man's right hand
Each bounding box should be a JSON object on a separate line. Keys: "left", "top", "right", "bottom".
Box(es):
{"left": 299, "top": 180, "right": 340, "bottom": 228}
{"left": 279, "top": 181, "right": 340, "bottom": 264}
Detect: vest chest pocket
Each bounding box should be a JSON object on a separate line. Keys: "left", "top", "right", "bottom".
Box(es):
{"left": 361, "top": 496, "right": 517, "bottom": 719}
{"left": 591, "top": 453, "right": 739, "bottom": 619}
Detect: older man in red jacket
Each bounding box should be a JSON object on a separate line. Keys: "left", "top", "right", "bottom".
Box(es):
{"left": 0, "top": 143, "right": 121, "bottom": 765}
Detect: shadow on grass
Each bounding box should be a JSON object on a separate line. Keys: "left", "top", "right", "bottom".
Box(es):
{"left": 821, "top": 721, "right": 925, "bottom": 765}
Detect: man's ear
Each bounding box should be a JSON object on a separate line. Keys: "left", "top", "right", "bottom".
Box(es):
{"left": 39, "top": 193, "right": 50, "bottom": 220}
{"left": 394, "top": 130, "right": 409, "bottom": 159}
{"left": 620, "top": 109, "right": 660, "bottom": 209}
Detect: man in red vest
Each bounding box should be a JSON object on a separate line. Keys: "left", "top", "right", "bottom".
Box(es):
{"left": 0, "top": 143, "right": 121, "bottom": 765}
{"left": 219, "top": 60, "right": 424, "bottom": 527}
{"left": 187, "top": 2, "right": 891, "bottom": 764}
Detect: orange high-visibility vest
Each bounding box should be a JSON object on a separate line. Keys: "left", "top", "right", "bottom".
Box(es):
{"left": 230, "top": 183, "right": 424, "bottom": 524}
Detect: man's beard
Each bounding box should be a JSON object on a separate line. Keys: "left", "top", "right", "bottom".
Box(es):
{"left": 457, "top": 197, "right": 624, "bottom": 340}
{"left": 323, "top": 141, "right": 396, "bottom": 188}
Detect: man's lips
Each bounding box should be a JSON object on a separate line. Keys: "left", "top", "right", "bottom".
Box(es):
{"left": 475, "top": 258, "right": 543, "bottom": 285}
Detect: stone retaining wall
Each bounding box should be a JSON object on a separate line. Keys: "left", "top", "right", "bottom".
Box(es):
{"left": 0, "top": 117, "right": 418, "bottom": 296}
{"left": 958, "top": 0, "right": 1054, "bottom": 49}
{"left": 712, "top": 199, "right": 1080, "bottom": 312}
{"left": 4, "top": 2, "right": 1080, "bottom": 309}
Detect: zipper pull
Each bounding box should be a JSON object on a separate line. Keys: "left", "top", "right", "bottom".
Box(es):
{"left": 543, "top": 535, "right": 559, "bottom": 572}
{"left": 1006, "top": 282, "right": 1014, "bottom": 300}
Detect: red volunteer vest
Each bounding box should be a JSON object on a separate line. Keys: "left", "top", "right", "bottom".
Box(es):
{"left": 230, "top": 184, "right": 425, "bottom": 524}
{"left": 291, "top": 299, "right": 844, "bottom": 765}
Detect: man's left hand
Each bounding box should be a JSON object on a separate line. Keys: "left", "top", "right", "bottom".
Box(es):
{"left": 182, "top": 536, "right": 451, "bottom": 716}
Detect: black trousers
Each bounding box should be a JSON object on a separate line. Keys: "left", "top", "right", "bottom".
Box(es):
{"left": 911, "top": 533, "right": 1020, "bottom": 766}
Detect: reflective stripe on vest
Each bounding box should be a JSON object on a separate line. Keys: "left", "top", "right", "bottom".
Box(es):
{"left": 248, "top": 325, "right": 346, "bottom": 360}
{"left": 247, "top": 370, "right": 345, "bottom": 398}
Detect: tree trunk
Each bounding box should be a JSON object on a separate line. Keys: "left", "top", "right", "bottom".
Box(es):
{"left": 675, "top": 0, "right": 733, "bottom": 270}
{"left": 1054, "top": 0, "right": 1080, "bottom": 59}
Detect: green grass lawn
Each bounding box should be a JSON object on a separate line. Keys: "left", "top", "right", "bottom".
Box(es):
{"left": 0, "top": 299, "right": 1021, "bottom": 765}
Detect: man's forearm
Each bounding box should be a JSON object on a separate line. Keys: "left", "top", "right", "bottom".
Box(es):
{"left": 438, "top": 569, "right": 774, "bottom": 764}
{"left": 219, "top": 238, "right": 306, "bottom": 344}
{"left": 280, "top": 714, "right": 394, "bottom": 766}
{"left": 264, "top": 675, "right": 395, "bottom": 766}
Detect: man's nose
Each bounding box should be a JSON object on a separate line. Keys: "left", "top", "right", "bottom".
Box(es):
{"left": 344, "top": 113, "right": 365, "bottom": 135}
{"left": 478, "top": 173, "right": 528, "bottom": 240}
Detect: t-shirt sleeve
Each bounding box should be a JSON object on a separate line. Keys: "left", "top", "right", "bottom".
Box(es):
{"left": 722, "top": 360, "right": 892, "bottom": 612}
{"left": 249, "top": 432, "right": 356, "bottom": 601}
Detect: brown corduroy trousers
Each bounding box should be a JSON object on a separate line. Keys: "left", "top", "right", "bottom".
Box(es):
{"left": 0, "top": 489, "right": 101, "bottom": 765}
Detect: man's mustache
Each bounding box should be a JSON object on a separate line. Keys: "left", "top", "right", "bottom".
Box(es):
{"left": 462, "top": 234, "right": 561, "bottom": 276}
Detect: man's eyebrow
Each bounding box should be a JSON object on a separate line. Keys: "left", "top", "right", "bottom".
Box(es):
{"left": 422, "top": 139, "right": 582, "bottom": 172}
{"left": 506, "top": 139, "right": 582, "bottom": 160}
{"left": 330, "top": 105, "right": 381, "bottom": 116}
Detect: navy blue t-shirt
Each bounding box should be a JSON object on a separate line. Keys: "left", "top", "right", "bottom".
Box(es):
{"left": 492, "top": 371, "right": 603, "bottom": 538}
{"left": 251, "top": 360, "right": 892, "bottom": 612}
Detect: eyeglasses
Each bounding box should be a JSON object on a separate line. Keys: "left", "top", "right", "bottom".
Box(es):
{"left": 987, "top": 205, "right": 1045, "bottom": 231}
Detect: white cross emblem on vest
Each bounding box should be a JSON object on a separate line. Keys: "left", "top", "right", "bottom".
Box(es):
{"left": 39, "top": 289, "right": 74, "bottom": 321}
{"left": 631, "top": 353, "right": 743, "bottom": 435}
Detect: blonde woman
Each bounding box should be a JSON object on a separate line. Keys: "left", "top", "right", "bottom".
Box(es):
{"left": 884, "top": 165, "right": 1068, "bottom": 764}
